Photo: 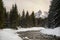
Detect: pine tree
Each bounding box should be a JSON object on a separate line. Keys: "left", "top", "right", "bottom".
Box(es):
{"left": 21, "top": 10, "right": 26, "bottom": 27}
{"left": 22, "top": 10, "right": 25, "bottom": 18}
{"left": 0, "top": 0, "right": 5, "bottom": 28}
{"left": 10, "top": 4, "right": 19, "bottom": 29}
{"left": 48, "top": 0, "right": 60, "bottom": 28}
{"left": 26, "top": 11, "right": 30, "bottom": 27}
{"left": 18, "top": 13, "right": 21, "bottom": 26}
{"left": 26, "top": 11, "right": 29, "bottom": 20}
{"left": 3, "top": 8, "right": 8, "bottom": 28}
{"left": 6, "top": 12, "right": 11, "bottom": 28}
{"left": 30, "top": 11, "right": 36, "bottom": 27}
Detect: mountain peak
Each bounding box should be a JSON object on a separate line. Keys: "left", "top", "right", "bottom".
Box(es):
{"left": 35, "top": 10, "right": 42, "bottom": 18}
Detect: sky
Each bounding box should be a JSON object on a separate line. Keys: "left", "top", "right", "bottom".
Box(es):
{"left": 3, "top": 0, "right": 51, "bottom": 15}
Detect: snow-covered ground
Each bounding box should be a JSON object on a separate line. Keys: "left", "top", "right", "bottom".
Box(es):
{"left": 17, "top": 27, "right": 60, "bottom": 37}
{"left": 40, "top": 27, "right": 60, "bottom": 37}
{"left": 0, "top": 29, "right": 23, "bottom": 40}
{"left": 0, "top": 27, "right": 45, "bottom": 40}
{"left": 0, "top": 27, "right": 60, "bottom": 40}
{"left": 17, "top": 27, "right": 45, "bottom": 32}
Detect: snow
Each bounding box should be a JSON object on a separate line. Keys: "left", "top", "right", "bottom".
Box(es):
{"left": 16, "top": 27, "right": 45, "bottom": 32}
{"left": 23, "top": 37, "right": 29, "bottom": 39}
{"left": 0, "top": 29, "right": 23, "bottom": 40}
{"left": 35, "top": 10, "right": 42, "bottom": 18}
{"left": 17, "top": 27, "right": 60, "bottom": 37}
{"left": 40, "top": 27, "right": 60, "bottom": 37}
{"left": 0, "top": 27, "right": 60, "bottom": 40}
{"left": 0, "top": 27, "right": 44, "bottom": 40}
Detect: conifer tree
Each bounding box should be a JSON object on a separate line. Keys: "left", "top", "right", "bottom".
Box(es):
{"left": 0, "top": 0, "right": 5, "bottom": 28}
{"left": 3, "top": 8, "right": 8, "bottom": 28}
{"left": 30, "top": 11, "right": 36, "bottom": 27}
{"left": 21, "top": 10, "right": 26, "bottom": 27}
{"left": 18, "top": 13, "right": 21, "bottom": 26}
{"left": 10, "top": 4, "right": 19, "bottom": 29}
{"left": 48, "top": 0, "right": 60, "bottom": 28}
{"left": 26, "top": 11, "right": 30, "bottom": 27}
{"left": 22, "top": 10, "right": 25, "bottom": 18}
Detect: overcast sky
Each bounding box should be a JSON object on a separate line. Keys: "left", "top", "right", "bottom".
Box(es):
{"left": 3, "top": 0, "right": 51, "bottom": 14}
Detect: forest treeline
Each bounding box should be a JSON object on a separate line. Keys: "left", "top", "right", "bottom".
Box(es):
{"left": 0, "top": 0, "right": 48, "bottom": 29}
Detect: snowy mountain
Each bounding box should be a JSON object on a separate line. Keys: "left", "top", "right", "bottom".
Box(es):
{"left": 35, "top": 10, "right": 48, "bottom": 19}
{"left": 40, "top": 11, "right": 49, "bottom": 19}
{"left": 35, "top": 10, "right": 42, "bottom": 18}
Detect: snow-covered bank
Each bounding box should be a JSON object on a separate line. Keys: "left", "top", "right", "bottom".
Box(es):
{"left": 0, "top": 27, "right": 60, "bottom": 40}
{"left": 17, "top": 27, "right": 60, "bottom": 37}
{"left": 0, "top": 27, "right": 44, "bottom": 40}
{"left": 40, "top": 27, "right": 60, "bottom": 37}
{"left": 0, "top": 29, "right": 23, "bottom": 40}
{"left": 16, "top": 27, "right": 45, "bottom": 32}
